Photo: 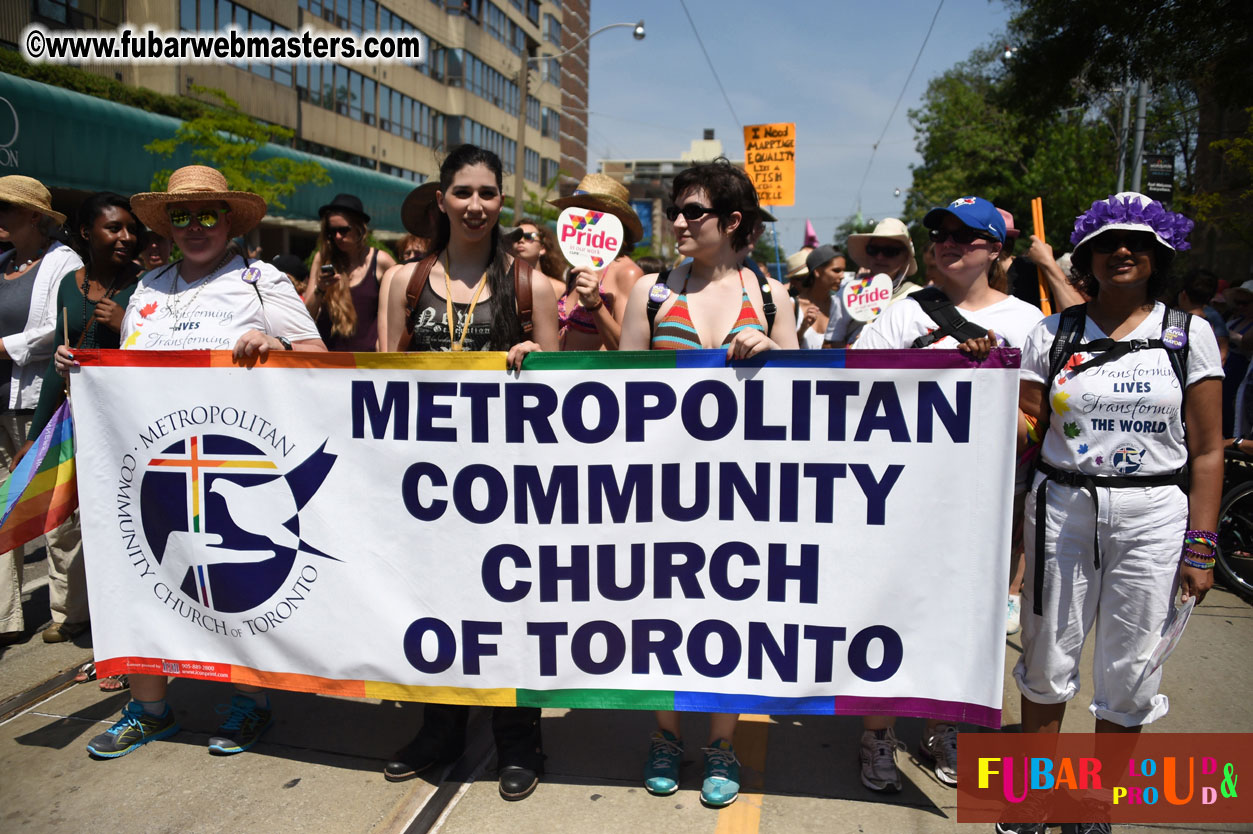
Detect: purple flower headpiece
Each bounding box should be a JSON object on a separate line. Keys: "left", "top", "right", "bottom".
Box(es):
{"left": 1070, "top": 192, "right": 1193, "bottom": 251}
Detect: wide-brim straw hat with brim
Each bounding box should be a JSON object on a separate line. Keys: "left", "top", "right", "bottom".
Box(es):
{"left": 784, "top": 248, "right": 811, "bottom": 278}
{"left": 845, "top": 217, "right": 917, "bottom": 277}
{"left": 549, "top": 173, "right": 644, "bottom": 243}
{"left": 401, "top": 182, "right": 441, "bottom": 239}
{"left": 131, "top": 165, "right": 267, "bottom": 239}
{"left": 0, "top": 175, "right": 66, "bottom": 225}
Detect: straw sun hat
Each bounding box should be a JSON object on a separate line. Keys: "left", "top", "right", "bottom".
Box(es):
{"left": 0, "top": 175, "right": 66, "bottom": 225}
{"left": 845, "top": 217, "right": 918, "bottom": 277}
{"left": 131, "top": 165, "right": 267, "bottom": 239}
{"left": 549, "top": 173, "right": 644, "bottom": 243}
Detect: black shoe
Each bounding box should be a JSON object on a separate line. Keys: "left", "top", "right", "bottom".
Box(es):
{"left": 384, "top": 737, "right": 461, "bottom": 782}
{"left": 498, "top": 765, "right": 539, "bottom": 801}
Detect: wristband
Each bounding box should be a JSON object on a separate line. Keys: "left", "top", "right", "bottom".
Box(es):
{"left": 1181, "top": 555, "right": 1216, "bottom": 570}
{"left": 277, "top": 336, "right": 293, "bottom": 351}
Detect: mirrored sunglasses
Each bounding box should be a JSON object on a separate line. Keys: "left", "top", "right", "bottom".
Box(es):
{"left": 168, "top": 207, "right": 229, "bottom": 230}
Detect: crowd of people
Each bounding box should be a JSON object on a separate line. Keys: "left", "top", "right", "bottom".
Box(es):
{"left": 0, "top": 146, "right": 1242, "bottom": 831}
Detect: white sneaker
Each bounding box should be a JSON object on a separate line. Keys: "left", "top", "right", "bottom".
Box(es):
{"left": 859, "top": 727, "right": 902, "bottom": 792}
{"left": 918, "top": 722, "right": 958, "bottom": 786}
{"left": 1007, "top": 594, "right": 1021, "bottom": 635}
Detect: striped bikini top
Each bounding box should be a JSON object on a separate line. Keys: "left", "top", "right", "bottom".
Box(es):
{"left": 650, "top": 268, "right": 766, "bottom": 350}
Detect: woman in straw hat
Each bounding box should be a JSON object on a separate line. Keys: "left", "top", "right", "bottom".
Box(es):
{"left": 305, "top": 193, "right": 395, "bottom": 351}
{"left": 0, "top": 175, "right": 83, "bottom": 647}
{"left": 64, "top": 164, "right": 324, "bottom": 762}
{"left": 822, "top": 217, "right": 922, "bottom": 348}
{"left": 547, "top": 173, "right": 644, "bottom": 350}
{"left": 619, "top": 159, "right": 796, "bottom": 810}
{"left": 380, "top": 145, "right": 555, "bottom": 801}
{"left": 1003, "top": 193, "right": 1223, "bottom": 834}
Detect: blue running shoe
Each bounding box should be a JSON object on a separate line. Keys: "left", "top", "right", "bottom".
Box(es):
{"left": 87, "top": 701, "right": 179, "bottom": 759}
{"left": 700, "top": 738, "right": 740, "bottom": 808}
{"left": 207, "top": 695, "right": 273, "bottom": 755}
{"left": 643, "top": 730, "right": 684, "bottom": 795}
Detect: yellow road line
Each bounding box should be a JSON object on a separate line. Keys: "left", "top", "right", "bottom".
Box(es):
{"left": 714, "top": 714, "right": 771, "bottom": 834}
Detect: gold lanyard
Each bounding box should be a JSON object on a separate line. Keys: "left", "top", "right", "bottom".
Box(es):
{"left": 443, "top": 254, "right": 488, "bottom": 351}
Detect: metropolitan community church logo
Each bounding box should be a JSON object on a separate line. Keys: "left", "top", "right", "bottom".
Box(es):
{"left": 118, "top": 411, "right": 340, "bottom": 641}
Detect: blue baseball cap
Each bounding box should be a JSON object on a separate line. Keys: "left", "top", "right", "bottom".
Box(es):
{"left": 923, "top": 196, "right": 1007, "bottom": 243}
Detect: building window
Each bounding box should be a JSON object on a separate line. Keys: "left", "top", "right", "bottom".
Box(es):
{"left": 181, "top": 0, "right": 291, "bottom": 85}
{"left": 526, "top": 0, "right": 539, "bottom": 26}
{"left": 543, "top": 13, "right": 560, "bottom": 46}
{"left": 34, "top": 0, "right": 125, "bottom": 28}
{"left": 525, "top": 149, "right": 539, "bottom": 184}
{"left": 540, "top": 56, "right": 560, "bottom": 85}
{"left": 541, "top": 157, "right": 560, "bottom": 187}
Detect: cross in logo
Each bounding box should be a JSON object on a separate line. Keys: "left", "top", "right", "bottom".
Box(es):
{"left": 149, "top": 436, "right": 278, "bottom": 533}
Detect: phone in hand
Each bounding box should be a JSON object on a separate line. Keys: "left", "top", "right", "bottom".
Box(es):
{"left": 320, "top": 264, "right": 335, "bottom": 279}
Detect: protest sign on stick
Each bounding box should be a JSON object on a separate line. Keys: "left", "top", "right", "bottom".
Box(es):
{"left": 744, "top": 123, "right": 796, "bottom": 207}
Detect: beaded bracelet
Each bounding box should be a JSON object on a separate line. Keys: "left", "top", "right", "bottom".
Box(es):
{"left": 1182, "top": 556, "right": 1216, "bottom": 570}
{"left": 1185, "top": 529, "right": 1218, "bottom": 545}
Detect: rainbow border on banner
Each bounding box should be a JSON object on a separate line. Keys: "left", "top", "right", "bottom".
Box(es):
{"left": 80, "top": 347, "right": 1018, "bottom": 727}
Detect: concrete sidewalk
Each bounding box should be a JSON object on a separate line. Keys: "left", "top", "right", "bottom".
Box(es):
{"left": 1, "top": 586, "right": 1250, "bottom": 834}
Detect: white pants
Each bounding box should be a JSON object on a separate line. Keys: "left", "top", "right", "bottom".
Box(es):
{"left": 0, "top": 413, "right": 88, "bottom": 633}
{"left": 1014, "top": 474, "right": 1185, "bottom": 727}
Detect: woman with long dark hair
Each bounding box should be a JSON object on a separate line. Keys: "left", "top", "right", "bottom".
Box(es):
{"left": 512, "top": 218, "right": 567, "bottom": 306}
{"left": 380, "top": 145, "right": 557, "bottom": 800}
{"left": 306, "top": 193, "right": 395, "bottom": 351}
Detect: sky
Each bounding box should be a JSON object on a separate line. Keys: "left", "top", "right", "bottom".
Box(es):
{"left": 585, "top": 0, "right": 1015, "bottom": 251}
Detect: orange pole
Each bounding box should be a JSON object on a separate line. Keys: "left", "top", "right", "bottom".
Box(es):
{"left": 1031, "top": 197, "right": 1052, "bottom": 315}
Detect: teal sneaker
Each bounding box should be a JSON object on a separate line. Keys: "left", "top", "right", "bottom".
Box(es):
{"left": 643, "top": 730, "right": 684, "bottom": 795}
{"left": 700, "top": 738, "right": 741, "bottom": 807}
{"left": 207, "top": 694, "right": 273, "bottom": 755}
{"left": 87, "top": 701, "right": 179, "bottom": 759}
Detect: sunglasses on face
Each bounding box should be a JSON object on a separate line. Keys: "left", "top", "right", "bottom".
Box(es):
{"left": 168, "top": 207, "right": 229, "bottom": 230}
{"left": 665, "top": 203, "right": 716, "bottom": 222}
{"left": 1089, "top": 231, "right": 1155, "bottom": 254}
{"left": 327, "top": 225, "right": 354, "bottom": 237}
{"left": 518, "top": 231, "right": 540, "bottom": 242}
{"left": 929, "top": 227, "right": 995, "bottom": 245}
{"left": 864, "top": 243, "right": 905, "bottom": 257}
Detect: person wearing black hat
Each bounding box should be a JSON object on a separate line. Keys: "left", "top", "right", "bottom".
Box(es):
{"left": 306, "top": 193, "right": 395, "bottom": 351}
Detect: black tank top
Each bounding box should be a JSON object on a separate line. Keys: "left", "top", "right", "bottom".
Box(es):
{"left": 406, "top": 276, "right": 495, "bottom": 352}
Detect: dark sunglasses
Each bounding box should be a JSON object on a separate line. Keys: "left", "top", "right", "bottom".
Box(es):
{"left": 929, "top": 227, "right": 995, "bottom": 245}
{"left": 665, "top": 203, "right": 716, "bottom": 222}
{"left": 517, "top": 231, "right": 540, "bottom": 242}
{"left": 1089, "top": 231, "right": 1155, "bottom": 254}
{"left": 169, "top": 207, "right": 229, "bottom": 230}
{"left": 327, "top": 225, "right": 354, "bottom": 237}
{"left": 864, "top": 243, "right": 905, "bottom": 257}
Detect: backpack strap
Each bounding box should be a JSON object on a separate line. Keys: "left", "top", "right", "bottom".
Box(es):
{"left": 398, "top": 253, "right": 440, "bottom": 352}
{"left": 743, "top": 259, "right": 777, "bottom": 334}
{"left": 514, "top": 257, "right": 534, "bottom": 338}
{"left": 1162, "top": 306, "right": 1191, "bottom": 392}
{"left": 646, "top": 268, "right": 673, "bottom": 333}
{"left": 1047, "top": 303, "right": 1088, "bottom": 383}
{"left": 908, "top": 286, "right": 991, "bottom": 348}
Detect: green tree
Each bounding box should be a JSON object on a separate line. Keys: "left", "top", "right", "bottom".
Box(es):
{"left": 145, "top": 86, "right": 329, "bottom": 210}
{"left": 905, "top": 47, "right": 1117, "bottom": 253}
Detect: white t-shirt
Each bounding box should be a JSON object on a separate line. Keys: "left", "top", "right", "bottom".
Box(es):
{"left": 853, "top": 292, "right": 1043, "bottom": 351}
{"left": 796, "top": 302, "right": 825, "bottom": 349}
{"left": 1021, "top": 303, "right": 1223, "bottom": 476}
{"left": 824, "top": 275, "right": 920, "bottom": 344}
{"left": 122, "top": 256, "right": 319, "bottom": 351}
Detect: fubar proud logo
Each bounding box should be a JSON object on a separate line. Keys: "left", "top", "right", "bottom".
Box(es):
{"left": 117, "top": 406, "right": 339, "bottom": 640}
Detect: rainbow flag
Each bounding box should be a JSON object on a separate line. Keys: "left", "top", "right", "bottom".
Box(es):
{"left": 0, "top": 401, "right": 76, "bottom": 552}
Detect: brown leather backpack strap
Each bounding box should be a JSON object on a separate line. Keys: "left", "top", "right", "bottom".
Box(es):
{"left": 398, "top": 253, "right": 439, "bottom": 352}
{"left": 514, "top": 257, "right": 534, "bottom": 338}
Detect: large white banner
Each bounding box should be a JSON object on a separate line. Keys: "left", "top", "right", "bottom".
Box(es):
{"left": 73, "top": 349, "right": 1017, "bottom": 726}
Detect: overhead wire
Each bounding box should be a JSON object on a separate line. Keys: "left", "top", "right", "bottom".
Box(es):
{"left": 676, "top": 0, "right": 742, "bottom": 129}
{"left": 852, "top": 0, "right": 946, "bottom": 214}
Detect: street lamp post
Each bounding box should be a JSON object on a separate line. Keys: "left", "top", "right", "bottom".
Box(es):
{"left": 512, "top": 20, "right": 644, "bottom": 223}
